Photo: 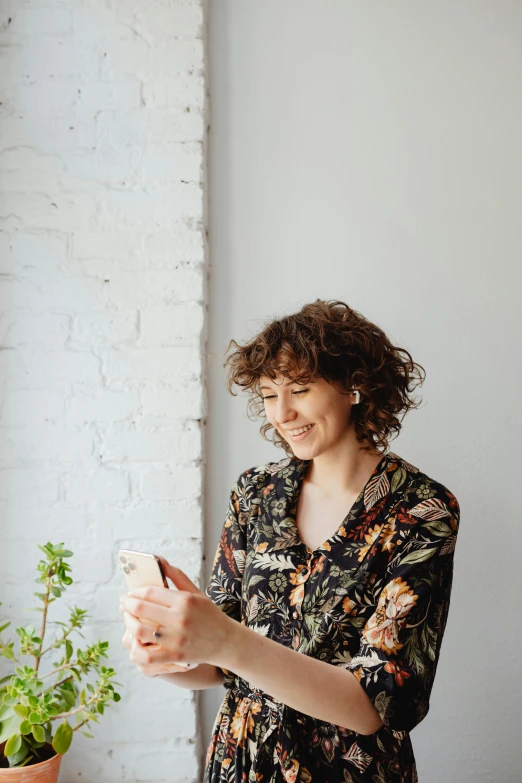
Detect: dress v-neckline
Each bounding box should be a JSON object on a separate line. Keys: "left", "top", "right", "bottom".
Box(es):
{"left": 289, "top": 451, "right": 390, "bottom": 556}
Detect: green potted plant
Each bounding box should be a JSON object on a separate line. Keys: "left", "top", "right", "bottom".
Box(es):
{"left": 0, "top": 542, "right": 122, "bottom": 780}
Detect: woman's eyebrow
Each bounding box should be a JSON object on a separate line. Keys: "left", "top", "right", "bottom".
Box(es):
{"left": 259, "top": 380, "right": 314, "bottom": 390}
{"left": 259, "top": 383, "right": 291, "bottom": 390}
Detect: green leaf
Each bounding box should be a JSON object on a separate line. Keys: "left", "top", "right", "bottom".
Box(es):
{"left": 32, "top": 724, "right": 45, "bottom": 743}
{"left": 0, "top": 703, "right": 12, "bottom": 720}
{"left": 5, "top": 737, "right": 29, "bottom": 767}
{"left": 0, "top": 710, "right": 20, "bottom": 745}
{"left": 65, "top": 640, "right": 73, "bottom": 662}
{"left": 12, "top": 705, "right": 29, "bottom": 719}
{"left": 113, "top": 693, "right": 121, "bottom": 702}
{"left": 422, "top": 520, "right": 453, "bottom": 537}
{"left": 399, "top": 547, "right": 438, "bottom": 566}
{"left": 60, "top": 690, "right": 76, "bottom": 709}
{"left": 19, "top": 720, "right": 32, "bottom": 735}
{"left": 52, "top": 721, "right": 73, "bottom": 755}
{"left": 29, "top": 712, "right": 40, "bottom": 725}
{"left": 51, "top": 587, "right": 62, "bottom": 598}
{"left": 17, "top": 753, "right": 35, "bottom": 767}
{"left": 5, "top": 732, "right": 22, "bottom": 755}
{"left": 0, "top": 621, "right": 11, "bottom": 633}
{"left": 80, "top": 731, "right": 94, "bottom": 738}
{"left": 0, "top": 674, "right": 13, "bottom": 686}
{"left": 28, "top": 696, "right": 39, "bottom": 708}
{"left": 391, "top": 466, "right": 408, "bottom": 494}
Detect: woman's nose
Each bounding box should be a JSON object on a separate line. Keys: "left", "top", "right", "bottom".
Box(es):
{"left": 275, "top": 396, "right": 296, "bottom": 424}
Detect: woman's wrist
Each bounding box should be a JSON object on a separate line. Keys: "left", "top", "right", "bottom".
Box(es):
{"left": 157, "top": 663, "right": 223, "bottom": 690}
{"left": 155, "top": 663, "right": 199, "bottom": 676}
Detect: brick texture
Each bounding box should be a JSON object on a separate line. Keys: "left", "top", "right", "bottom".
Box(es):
{"left": 0, "top": 1, "right": 208, "bottom": 780}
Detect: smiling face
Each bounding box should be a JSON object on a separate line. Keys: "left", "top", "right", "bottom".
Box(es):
{"left": 259, "top": 373, "right": 357, "bottom": 458}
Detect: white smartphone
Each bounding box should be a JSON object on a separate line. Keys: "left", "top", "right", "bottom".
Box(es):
{"left": 118, "top": 549, "right": 198, "bottom": 670}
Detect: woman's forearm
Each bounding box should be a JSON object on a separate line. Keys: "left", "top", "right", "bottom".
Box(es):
{"left": 158, "top": 663, "right": 224, "bottom": 690}
{"left": 214, "top": 618, "right": 384, "bottom": 735}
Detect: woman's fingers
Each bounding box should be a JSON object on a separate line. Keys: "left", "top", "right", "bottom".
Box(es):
{"left": 119, "top": 594, "right": 192, "bottom": 678}
{"left": 127, "top": 636, "right": 188, "bottom": 677}
{"left": 123, "top": 609, "right": 165, "bottom": 649}
{"left": 121, "top": 610, "right": 186, "bottom": 673}
{"left": 122, "top": 627, "right": 132, "bottom": 649}
{"left": 122, "top": 609, "right": 141, "bottom": 638}
{"left": 122, "top": 592, "right": 175, "bottom": 630}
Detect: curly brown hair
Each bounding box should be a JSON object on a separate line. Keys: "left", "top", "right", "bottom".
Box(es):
{"left": 223, "top": 299, "right": 426, "bottom": 457}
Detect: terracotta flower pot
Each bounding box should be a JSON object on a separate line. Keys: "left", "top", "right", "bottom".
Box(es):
{"left": 0, "top": 742, "right": 62, "bottom": 783}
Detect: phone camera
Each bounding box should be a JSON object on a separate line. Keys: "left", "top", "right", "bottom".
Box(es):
{"left": 120, "top": 555, "right": 127, "bottom": 564}
{"left": 123, "top": 566, "right": 130, "bottom": 574}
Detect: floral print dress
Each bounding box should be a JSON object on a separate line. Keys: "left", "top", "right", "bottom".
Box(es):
{"left": 204, "top": 451, "right": 460, "bottom": 783}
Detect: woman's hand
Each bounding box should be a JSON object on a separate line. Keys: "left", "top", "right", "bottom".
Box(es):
{"left": 119, "top": 557, "right": 233, "bottom": 674}
{"left": 120, "top": 609, "right": 190, "bottom": 677}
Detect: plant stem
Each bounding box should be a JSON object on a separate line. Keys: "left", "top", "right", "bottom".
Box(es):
{"left": 38, "top": 661, "right": 79, "bottom": 680}
{"left": 49, "top": 692, "right": 98, "bottom": 721}
{"left": 39, "top": 675, "right": 74, "bottom": 695}
{"left": 34, "top": 574, "right": 52, "bottom": 675}
{"left": 39, "top": 625, "right": 75, "bottom": 658}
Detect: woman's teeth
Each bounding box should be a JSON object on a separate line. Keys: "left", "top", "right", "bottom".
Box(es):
{"left": 288, "top": 423, "right": 314, "bottom": 438}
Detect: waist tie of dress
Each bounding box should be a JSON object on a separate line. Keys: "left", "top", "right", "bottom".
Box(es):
{"left": 230, "top": 675, "right": 303, "bottom": 783}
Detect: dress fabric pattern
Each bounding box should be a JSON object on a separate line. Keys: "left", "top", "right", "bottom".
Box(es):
{"left": 204, "top": 451, "right": 460, "bottom": 783}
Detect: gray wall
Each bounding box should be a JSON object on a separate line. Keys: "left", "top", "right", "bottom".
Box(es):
{"left": 204, "top": 3, "right": 522, "bottom": 780}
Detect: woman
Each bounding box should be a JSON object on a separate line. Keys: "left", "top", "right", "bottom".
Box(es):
{"left": 119, "top": 299, "right": 460, "bottom": 782}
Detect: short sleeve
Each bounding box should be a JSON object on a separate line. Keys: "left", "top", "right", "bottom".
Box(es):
{"left": 205, "top": 471, "right": 250, "bottom": 687}
{"left": 343, "top": 488, "right": 461, "bottom": 734}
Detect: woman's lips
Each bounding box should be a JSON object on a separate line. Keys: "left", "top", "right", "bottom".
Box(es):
{"left": 287, "top": 423, "right": 315, "bottom": 441}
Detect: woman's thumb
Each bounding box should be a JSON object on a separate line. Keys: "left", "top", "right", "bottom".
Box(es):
{"left": 159, "top": 557, "right": 202, "bottom": 594}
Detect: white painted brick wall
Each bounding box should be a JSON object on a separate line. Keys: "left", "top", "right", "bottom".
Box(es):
{"left": 0, "top": 1, "right": 208, "bottom": 780}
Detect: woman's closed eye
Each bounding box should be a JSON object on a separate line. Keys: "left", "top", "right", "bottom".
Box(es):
{"left": 262, "top": 390, "right": 309, "bottom": 400}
